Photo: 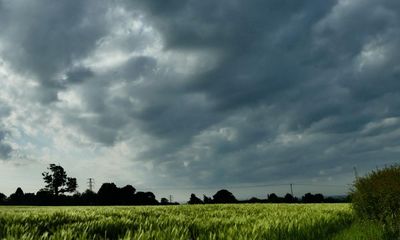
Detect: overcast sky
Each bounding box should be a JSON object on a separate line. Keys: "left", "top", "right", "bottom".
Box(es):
{"left": 0, "top": 0, "right": 399, "bottom": 201}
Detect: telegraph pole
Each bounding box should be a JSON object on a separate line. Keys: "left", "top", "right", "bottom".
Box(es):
{"left": 169, "top": 195, "right": 173, "bottom": 203}
{"left": 87, "top": 178, "right": 95, "bottom": 192}
{"left": 290, "top": 183, "right": 294, "bottom": 196}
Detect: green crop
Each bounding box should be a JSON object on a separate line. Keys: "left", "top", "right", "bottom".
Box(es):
{"left": 0, "top": 204, "right": 356, "bottom": 240}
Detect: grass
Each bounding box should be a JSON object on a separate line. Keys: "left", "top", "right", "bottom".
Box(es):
{"left": 0, "top": 204, "right": 389, "bottom": 240}
{"left": 331, "top": 220, "right": 388, "bottom": 240}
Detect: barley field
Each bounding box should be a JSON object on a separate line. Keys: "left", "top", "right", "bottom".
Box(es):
{"left": 0, "top": 204, "right": 383, "bottom": 240}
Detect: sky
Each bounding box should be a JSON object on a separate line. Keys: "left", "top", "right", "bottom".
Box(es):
{"left": 0, "top": 0, "right": 399, "bottom": 202}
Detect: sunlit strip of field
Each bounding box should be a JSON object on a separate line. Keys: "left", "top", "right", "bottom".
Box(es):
{"left": 0, "top": 204, "right": 359, "bottom": 240}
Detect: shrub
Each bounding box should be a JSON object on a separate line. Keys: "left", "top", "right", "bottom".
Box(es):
{"left": 351, "top": 165, "right": 400, "bottom": 234}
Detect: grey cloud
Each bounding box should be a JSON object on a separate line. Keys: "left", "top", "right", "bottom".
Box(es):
{"left": 66, "top": 0, "right": 400, "bottom": 185}
{"left": 120, "top": 56, "right": 157, "bottom": 81}
{"left": 0, "top": 130, "right": 12, "bottom": 160}
{"left": 119, "top": 0, "right": 400, "bottom": 186}
{"left": 0, "top": 105, "right": 11, "bottom": 118}
{"left": 1, "top": 0, "right": 400, "bottom": 190}
{"left": 0, "top": 0, "right": 109, "bottom": 102}
{"left": 127, "top": 1, "right": 335, "bottom": 49}
{"left": 0, "top": 144, "right": 12, "bottom": 159}
{"left": 130, "top": 1, "right": 337, "bottom": 112}
{"left": 64, "top": 67, "right": 94, "bottom": 84}
{"left": 0, "top": 105, "right": 12, "bottom": 160}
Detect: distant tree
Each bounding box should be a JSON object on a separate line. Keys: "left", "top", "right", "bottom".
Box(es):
{"left": 36, "top": 189, "right": 53, "bottom": 205}
{"left": 97, "top": 183, "right": 119, "bottom": 204}
{"left": 188, "top": 193, "right": 203, "bottom": 204}
{"left": 268, "top": 193, "right": 279, "bottom": 203}
{"left": 15, "top": 187, "right": 24, "bottom": 196}
{"left": 134, "top": 191, "right": 158, "bottom": 205}
{"left": 302, "top": 193, "right": 324, "bottom": 203}
{"left": 0, "top": 192, "right": 6, "bottom": 203}
{"left": 248, "top": 197, "right": 263, "bottom": 203}
{"left": 71, "top": 192, "right": 82, "bottom": 204}
{"left": 284, "top": 193, "right": 295, "bottom": 203}
{"left": 42, "top": 164, "right": 77, "bottom": 196}
{"left": 325, "top": 196, "right": 348, "bottom": 203}
{"left": 9, "top": 187, "right": 25, "bottom": 204}
{"left": 213, "top": 189, "right": 237, "bottom": 203}
{"left": 81, "top": 190, "right": 97, "bottom": 205}
{"left": 120, "top": 185, "right": 136, "bottom": 196}
{"left": 23, "top": 193, "right": 36, "bottom": 204}
{"left": 203, "top": 195, "right": 212, "bottom": 204}
{"left": 314, "top": 193, "right": 324, "bottom": 203}
{"left": 66, "top": 178, "right": 78, "bottom": 192}
{"left": 302, "top": 193, "right": 313, "bottom": 203}
{"left": 160, "top": 198, "right": 169, "bottom": 205}
{"left": 98, "top": 183, "right": 158, "bottom": 205}
{"left": 119, "top": 185, "right": 136, "bottom": 204}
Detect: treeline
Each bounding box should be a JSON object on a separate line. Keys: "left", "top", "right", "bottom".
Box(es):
{"left": 0, "top": 164, "right": 349, "bottom": 206}
{"left": 0, "top": 184, "right": 162, "bottom": 206}
{"left": 0, "top": 186, "right": 348, "bottom": 206}
{"left": 189, "top": 190, "right": 349, "bottom": 204}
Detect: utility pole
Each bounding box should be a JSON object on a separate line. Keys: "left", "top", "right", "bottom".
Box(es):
{"left": 169, "top": 195, "right": 173, "bottom": 203}
{"left": 290, "top": 183, "right": 294, "bottom": 196}
{"left": 87, "top": 178, "right": 95, "bottom": 192}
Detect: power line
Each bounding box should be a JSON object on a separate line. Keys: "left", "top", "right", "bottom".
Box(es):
{"left": 138, "top": 182, "right": 349, "bottom": 191}
{"left": 139, "top": 183, "right": 288, "bottom": 190}
{"left": 294, "top": 183, "right": 349, "bottom": 187}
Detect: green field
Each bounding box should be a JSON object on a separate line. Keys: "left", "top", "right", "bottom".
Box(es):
{"left": 0, "top": 204, "right": 386, "bottom": 240}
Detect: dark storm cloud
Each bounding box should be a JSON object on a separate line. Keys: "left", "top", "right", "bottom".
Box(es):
{"left": 124, "top": 0, "right": 339, "bottom": 116}
{"left": 64, "top": 67, "right": 94, "bottom": 84}
{"left": 0, "top": 0, "right": 109, "bottom": 102}
{"left": 121, "top": 56, "right": 157, "bottom": 81}
{"left": 120, "top": 0, "right": 400, "bottom": 185}
{"left": 1, "top": 0, "right": 400, "bottom": 187}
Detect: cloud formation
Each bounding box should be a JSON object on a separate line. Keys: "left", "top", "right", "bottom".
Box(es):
{"left": 0, "top": 126, "right": 12, "bottom": 160}
{"left": 0, "top": 0, "right": 400, "bottom": 196}
{"left": 0, "top": 100, "right": 12, "bottom": 159}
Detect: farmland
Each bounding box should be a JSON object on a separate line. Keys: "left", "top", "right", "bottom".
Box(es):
{"left": 0, "top": 203, "right": 380, "bottom": 240}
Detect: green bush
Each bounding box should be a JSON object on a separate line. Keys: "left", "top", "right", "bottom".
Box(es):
{"left": 351, "top": 165, "right": 400, "bottom": 235}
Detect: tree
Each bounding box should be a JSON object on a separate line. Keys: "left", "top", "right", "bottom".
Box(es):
{"left": 314, "top": 193, "right": 324, "bottom": 203}
{"left": 0, "top": 192, "right": 6, "bottom": 203}
{"left": 248, "top": 197, "right": 262, "bottom": 203}
{"left": 284, "top": 193, "right": 295, "bottom": 203}
{"left": 97, "top": 183, "right": 119, "bottom": 204}
{"left": 213, "top": 189, "right": 237, "bottom": 203}
{"left": 160, "top": 198, "right": 169, "bottom": 205}
{"left": 81, "top": 190, "right": 97, "bottom": 205}
{"left": 119, "top": 185, "right": 136, "bottom": 204}
{"left": 352, "top": 165, "right": 400, "bottom": 235}
{"left": 188, "top": 193, "right": 203, "bottom": 204}
{"left": 42, "top": 164, "right": 77, "bottom": 196}
{"left": 9, "top": 187, "right": 24, "bottom": 204}
{"left": 203, "top": 195, "right": 212, "bottom": 204}
{"left": 302, "top": 193, "right": 324, "bottom": 203}
{"left": 268, "top": 193, "right": 279, "bottom": 203}
{"left": 120, "top": 185, "right": 136, "bottom": 197}
{"left": 302, "top": 193, "right": 314, "bottom": 203}
{"left": 36, "top": 189, "right": 53, "bottom": 205}
{"left": 134, "top": 191, "right": 158, "bottom": 205}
